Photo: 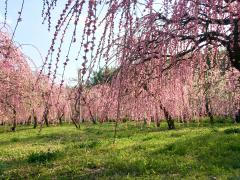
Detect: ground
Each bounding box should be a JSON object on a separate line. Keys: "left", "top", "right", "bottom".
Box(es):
{"left": 0, "top": 121, "right": 240, "bottom": 179}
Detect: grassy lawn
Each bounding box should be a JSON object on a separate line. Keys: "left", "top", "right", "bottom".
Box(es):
{"left": 0, "top": 122, "right": 240, "bottom": 179}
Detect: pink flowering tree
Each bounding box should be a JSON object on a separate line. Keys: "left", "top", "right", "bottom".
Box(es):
{"left": 0, "top": 31, "right": 34, "bottom": 131}
{"left": 0, "top": 29, "right": 71, "bottom": 131}
{"left": 2, "top": 0, "right": 240, "bottom": 129}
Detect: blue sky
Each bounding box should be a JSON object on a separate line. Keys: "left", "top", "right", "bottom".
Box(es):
{"left": 0, "top": 0, "right": 86, "bottom": 85}
{"left": 0, "top": 1, "right": 161, "bottom": 86}
{"left": 0, "top": 1, "right": 165, "bottom": 87}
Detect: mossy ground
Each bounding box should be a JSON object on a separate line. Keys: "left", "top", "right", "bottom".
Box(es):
{"left": 0, "top": 121, "right": 240, "bottom": 179}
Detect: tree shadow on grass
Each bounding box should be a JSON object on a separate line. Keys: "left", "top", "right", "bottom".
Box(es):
{"left": 149, "top": 130, "right": 240, "bottom": 177}
{"left": 67, "top": 129, "right": 240, "bottom": 179}
{"left": 0, "top": 122, "right": 237, "bottom": 148}
{"left": 0, "top": 125, "right": 34, "bottom": 134}
{"left": 0, "top": 123, "right": 137, "bottom": 148}
{"left": 0, "top": 149, "right": 64, "bottom": 179}
{"left": 0, "top": 130, "right": 83, "bottom": 147}
{"left": 1, "top": 125, "right": 240, "bottom": 179}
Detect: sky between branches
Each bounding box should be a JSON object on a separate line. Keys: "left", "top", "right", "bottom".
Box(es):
{"left": 0, "top": 0, "right": 105, "bottom": 86}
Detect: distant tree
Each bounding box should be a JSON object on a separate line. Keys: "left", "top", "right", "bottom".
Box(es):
{"left": 0, "top": 31, "right": 33, "bottom": 131}
{"left": 87, "top": 67, "right": 117, "bottom": 87}
{"left": 0, "top": 31, "right": 71, "bottom": 131}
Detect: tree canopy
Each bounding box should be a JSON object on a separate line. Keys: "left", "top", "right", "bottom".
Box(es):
{"left": 3, "top": 0, "right": 239, "bottom": 79}
{"left": 34, "top": 0, "right": 240, "bottom": 77}
{"left": 1, "top": 0, "right": 240, "bottom": 130}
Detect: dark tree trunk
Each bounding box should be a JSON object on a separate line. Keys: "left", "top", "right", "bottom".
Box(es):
{"left": 11, "top": 108, "right": 17, "bottom": 132}
{"left": 227, "top": 19, "right": 240, "bottom": 71}
{"left": 166, "top": 117, "right": 175, "bottom": 130}
{"left": 234, "top": 109, "right": 240, "bottom": 123}
{"left": 72, "top": 120, "right": 80, "bottom": 128}
{"left": 70, "top": 114, "right": 80, "bottom": 129}
{"left": 205, "top": 96, "right": 214, "bottom": 124}
{"left": 159, "top": 103, "right": 175, "bottom": 130}
{"left": 59, "top": 116, "right": 63, "bottom": 125}
{"left": 58, "top": 112, "right": 64, "bottom": 125}
{"left": 44, "top": 117, "right": 49, "bottom": 127}
{"left": 71, "top": 94, "right": 81, "bottom": 128}
{"left": 88, "top": 111, "right": 96, "bottom": 124}
{"left": 156, "top": 118, "right": 160, "bottom": 127}
{"left": 44, "top": 109, "right": 49, "bottom": 127}
{"left": 82, "top": 97, "right": 96, "bottom": 124}
{"left": 33, "top": 115, "right": 38, "bottom": 129}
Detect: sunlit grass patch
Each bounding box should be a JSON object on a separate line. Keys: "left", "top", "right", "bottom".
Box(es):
{"left": 0, "top": 122, "right": 239, "bottom": 179}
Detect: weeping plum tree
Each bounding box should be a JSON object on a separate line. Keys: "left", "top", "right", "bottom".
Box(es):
{"left": 0, "top": 30, "right": 72, "bottom": 131}
{"left": 78, "top": 58, "right": 239, "bottom": 127}
{"left": 126, "top": 0, "right": 240, "bottom": 71}
{"left": 0, "top": 31, "right": 33, "bottom": 131}
{"left": 22, "top": 0, "right": 239, "bottom": 76}
{"left": 2, "top": 0, "right": 240, "bottom": 128}
{"left": 38, "top": 1, "right": 239, "bottom": 125}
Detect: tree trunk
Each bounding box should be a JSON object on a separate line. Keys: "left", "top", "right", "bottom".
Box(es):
{"left": 29, "top": 109, "right": 38, "bottom": 129}
{"left": 58, "top": 112, "right": 64, "bottom": 125}
{"left": 205, "top": 96, "right": 214, "bottom": 124}
{"left": 33, "top": 115, "right": 38, "bottom": 129}
{"left": 27, "top": 115, "right": 31, "bottom": 125}
{"left": 82, "top": 97, "right": 97, "bottom": 124}
{"left": 163, "top": 107, "right": 175, "bottom": 130}
{"left": 166, "top": 116, "right": 175, "bottom": 130}
{"left": 70, "top": 114, "right": 80, "bottom": 129}
{"left": 143, "top": 117, "right": 147, "bottom": 126}
{"left": 59, "top": 116, "right": 63, "bottom": 125}
{"left": 156, "top": 118, "right": 160, "bottom": 127}
{"left": 71, "top": 93, "right": 81, "bottom": 128}
{"left": 155, "top": 106, "right": 160, "bottom": 127}
{"left": 44, "top": 109, "right": 49, "bottom": 127}
{"left": 159, "top": 103, "right": 175, "bottom": 130}
{"left": 234, "top": 109, "right": 240, "bottom": 123}
{"left": 147, "top": 91, "right": 174, "bottom": 130}
{"left": 11, "top": 108, "right": 17, "bottom": 132}
{"left": 227, "top": 19, "right": 240, "bottom": 71}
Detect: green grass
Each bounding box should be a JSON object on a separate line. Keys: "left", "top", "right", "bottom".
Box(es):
{"left": 0, "top": 122, "right": 240, "bottom": 179}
